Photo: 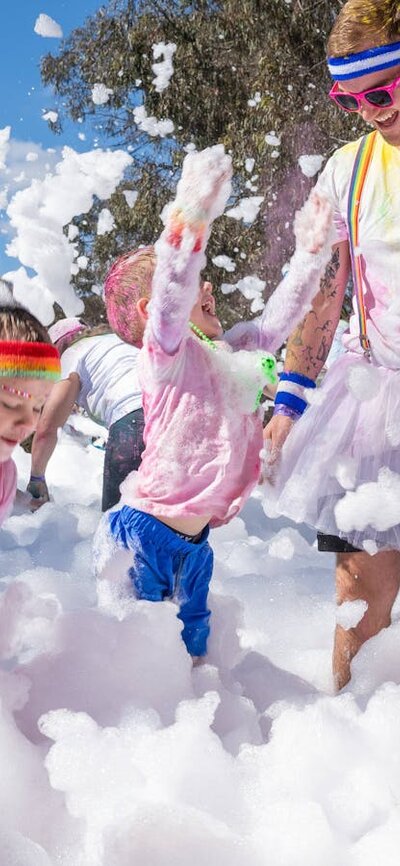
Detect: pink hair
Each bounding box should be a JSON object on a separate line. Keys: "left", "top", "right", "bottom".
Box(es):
{"left": 104, "top": 246, "right": 156, "bottom": 346}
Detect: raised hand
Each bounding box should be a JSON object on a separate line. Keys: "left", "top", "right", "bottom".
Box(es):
{"left": 176, "top": 144, "right": 232, "bottom": 220}
{"left": 294, "top": 191, "right": 333, "bottom": 255}
{"left": 165, "top": 145, "right": 232, "bottom": 252}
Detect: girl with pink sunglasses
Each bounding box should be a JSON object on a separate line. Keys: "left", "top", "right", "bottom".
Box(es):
{"left": 264, "top": 0, "right": 400, "bottom": 690}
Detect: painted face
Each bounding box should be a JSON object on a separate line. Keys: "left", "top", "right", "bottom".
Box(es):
{"left": 0, "top": 377, "right": 53, "bottom": 462}
{"left": 190, "top": 281, "right": 223, "bottom": 340}
{"left": 337, "top": 63, "right": 400, "bottom": 145}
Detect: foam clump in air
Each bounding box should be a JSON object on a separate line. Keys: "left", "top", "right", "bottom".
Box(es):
{"left": 152, "top": 42, "right": 177, "bottom": 92}
{"left": 221, "top": 275, "right": 265, "bottom": 313}
{"left": 226, "top": 195, "right": 264, "bottom": 225}
{"left": 298, "top": 154, "right": 324, "bottom": 178}
{"left": 133, "top": 105, "right": 174, "bottom": 138}
{"left": 91, "top": 83, "right": 114, "bottom": 106}
{"left": 0, "top": 125, "right": 11, "bottom": 169}
{"left": 97, "top": 208, "right": 115, "bottom": 235}
{"left": 6, "top": 146, "right": 132, "bottom": 320}
{"left": 34, "top": 14, "right": 63, "bottom": 38}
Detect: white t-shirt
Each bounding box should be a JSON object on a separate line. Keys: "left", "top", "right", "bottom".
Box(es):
{"left": 316, "top": 133, "right": 400, "bottom": 369}
{"left": 61, "top": 333, "right": 142, "bottom": 428}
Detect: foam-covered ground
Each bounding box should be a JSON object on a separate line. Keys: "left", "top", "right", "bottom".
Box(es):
{"left": 1, "top": 430, "right": 400, "bottom": 865}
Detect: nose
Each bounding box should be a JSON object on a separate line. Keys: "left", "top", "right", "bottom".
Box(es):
{"left": 11, "top": 406, "right": 37, "bottom": 441}
{"left": 359, "top": 101, "right": 382, "bottom": 123}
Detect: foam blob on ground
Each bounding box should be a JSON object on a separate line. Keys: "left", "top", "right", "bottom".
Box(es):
{"left": 336, "top": 599, "right": 368, "bottom": 629}
{"left": 0, "top": 432, "right": 400, "bottom": 862}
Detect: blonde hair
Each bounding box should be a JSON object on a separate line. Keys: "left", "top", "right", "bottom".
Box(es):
{"left": 0, "top": 279, "right": 51, "bottom": 344}
{"left": 0, "top": 306, "right": 51, "bottom": 344}
{"left": 104, "top": 247, "right": 156, "bottom": 346}
{"left": 328, "top": 0, "right": 400, "bottom": 57}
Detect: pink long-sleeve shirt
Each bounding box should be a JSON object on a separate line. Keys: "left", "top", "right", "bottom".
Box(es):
{"left": 0, "top": 459, "right": 17, "bottom": 527}
{"left": 120, "top": 221, "right": 330, "bottom": 527}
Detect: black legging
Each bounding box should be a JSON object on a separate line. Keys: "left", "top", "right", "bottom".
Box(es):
{"left": 102, "top": 408, "right": 145, "bottom": 511}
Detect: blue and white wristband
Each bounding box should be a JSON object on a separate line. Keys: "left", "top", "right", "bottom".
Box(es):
{"left": 273, "top": 371, "right": 316, "bottom": 419}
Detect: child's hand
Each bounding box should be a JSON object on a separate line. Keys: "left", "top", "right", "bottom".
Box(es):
{"left": 176, "top": 144, "right": 232, "bottom": 224}
{"left": 294, "top": 191, "right": 333, "bottom": 255}
{"left": 164, "top": 145, "right": 232, "bottom": 254}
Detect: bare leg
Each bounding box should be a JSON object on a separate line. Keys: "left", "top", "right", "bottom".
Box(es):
{"left": 191, "top": 655, "right": 206, "bottom": 667}
{"left": 333, "top": 550, "right": 400, "bottom": 691}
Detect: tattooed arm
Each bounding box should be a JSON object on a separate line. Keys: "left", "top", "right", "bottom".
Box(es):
{"left": 263, "top": 241, "right": 350, "bottom": 463}
{"left": 283, "top": 241, "right": 350, "bottom": 377}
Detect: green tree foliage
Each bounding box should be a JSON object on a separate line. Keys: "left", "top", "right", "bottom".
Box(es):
{"left": 42, "top": 0, "right": 361, "bottom": 327}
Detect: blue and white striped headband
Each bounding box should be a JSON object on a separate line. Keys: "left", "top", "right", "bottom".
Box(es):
{"left": 328, "top": 40, "right": 400, "bottom": 80}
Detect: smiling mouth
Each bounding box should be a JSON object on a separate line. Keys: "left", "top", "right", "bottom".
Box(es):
{"left": 375, "top": 109, "right": 399, "bottom": 128}
{"left": 0, "top": 436, "right": 18, "bottom": 447}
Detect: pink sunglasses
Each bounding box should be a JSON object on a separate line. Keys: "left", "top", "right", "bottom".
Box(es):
{"left": 329, "top": 75, "right": 400, "bottom": 112}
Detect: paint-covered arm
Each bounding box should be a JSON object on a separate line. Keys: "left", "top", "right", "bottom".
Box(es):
{"left": 225, "top": 192, "right": 333, "bottom": 353}
{"left": 148, "top": 145, "right": 232, "bottom": 355}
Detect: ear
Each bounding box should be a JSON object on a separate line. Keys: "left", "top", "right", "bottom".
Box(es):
{"left": 136, "top": 297, "right": 150, "bottom": 323}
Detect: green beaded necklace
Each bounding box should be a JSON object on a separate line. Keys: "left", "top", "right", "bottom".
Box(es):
{"left": 189, "top": 321, "right": 277, "bottom": 409}
{"left": 189, "top": 321, "right": 218, "bottom": 350}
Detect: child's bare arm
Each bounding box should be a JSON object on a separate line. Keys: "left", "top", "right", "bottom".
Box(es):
{"left": 149, "top": 145, "right": 232, "bottom": 355}
{"left": 225, "top": 192, "right": 333, "bottom": 353}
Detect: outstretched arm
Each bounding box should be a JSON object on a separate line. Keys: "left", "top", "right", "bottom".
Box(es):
{"left": 149, "top": 145, "right": 232, "bottom": 355}
{"left": 283, "top": 240, "right": 350, "bottom": 377}
{"left": 28, "top": 375, "right": 80, "bottom": 507}
{"left": 263, "top": 239, "right": 350, "bottom": 467}
{"left": 225, "top": 192, "right": 334, "bottom": 353}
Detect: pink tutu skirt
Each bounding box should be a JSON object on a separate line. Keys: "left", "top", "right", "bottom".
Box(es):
{"left": 264, "top": 352, "right": 400, "bottom": 551}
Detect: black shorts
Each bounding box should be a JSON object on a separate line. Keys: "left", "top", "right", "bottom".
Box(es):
{"left": 102, "top": 408, "right": 145, "bottom": 512}
{"left": 317, "top": 532, "right": 361, "bottom": 554}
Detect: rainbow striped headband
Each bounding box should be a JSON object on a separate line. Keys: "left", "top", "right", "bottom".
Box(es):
{"left": 328, "top": 40, "right": 400, "bottom": 80}
{"left": 0, "top": 340, "right": 61, "bottom": 381}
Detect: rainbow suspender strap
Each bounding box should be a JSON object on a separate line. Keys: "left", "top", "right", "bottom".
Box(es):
{"left": 347, "top": 130, "right": 376, "bottom": 360}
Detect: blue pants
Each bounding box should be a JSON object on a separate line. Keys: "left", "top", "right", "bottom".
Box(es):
{"left": 108, "top": 506, "right": 213, "bottom": 656}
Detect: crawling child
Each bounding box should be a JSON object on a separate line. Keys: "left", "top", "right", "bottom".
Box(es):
{"left": 94, "top": 145, "right": 332, "bottom": 660}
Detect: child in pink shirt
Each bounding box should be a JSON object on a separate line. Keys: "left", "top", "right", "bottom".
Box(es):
{"left": 0, "top": 283, "right": 61, "bottom": 526}
{"left": 94, "top": 145, "right": 332, "bottom": 659}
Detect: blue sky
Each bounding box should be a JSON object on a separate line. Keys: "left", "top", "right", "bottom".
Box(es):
{"left": 0, "top": 1, "right": 107, "bottom": 273}
{"left": 0, "top": 1, "right": 102, "bottom": 148}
